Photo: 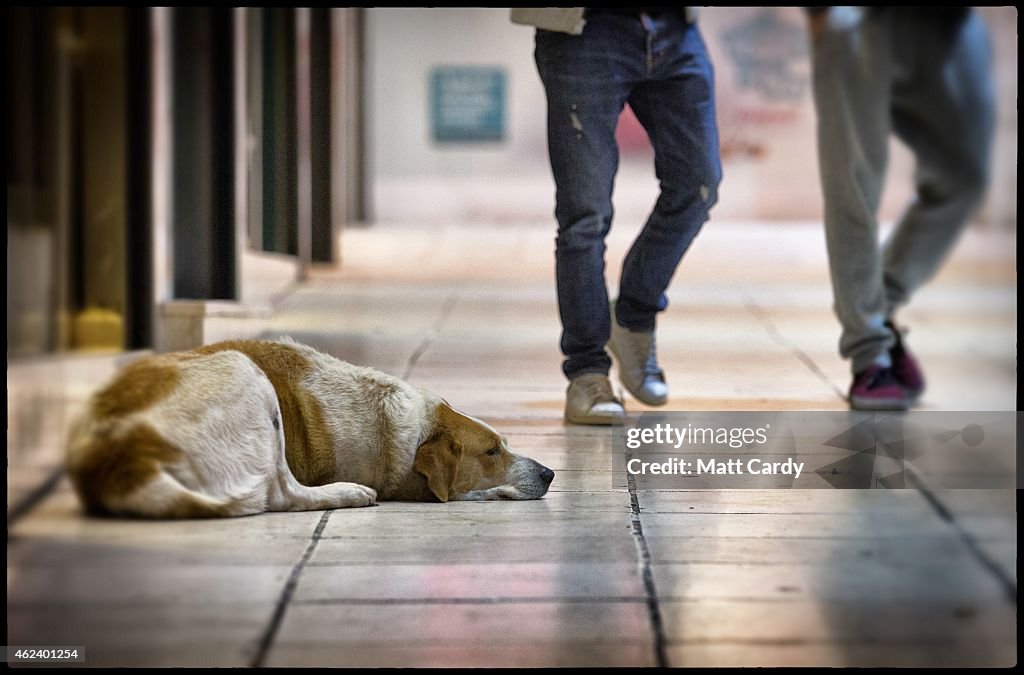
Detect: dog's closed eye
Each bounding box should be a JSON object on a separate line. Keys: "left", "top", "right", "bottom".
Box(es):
{"left": 485, "top": 447, "right": 501, "bottom": 457}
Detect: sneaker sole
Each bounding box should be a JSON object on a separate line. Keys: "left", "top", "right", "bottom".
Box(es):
{"left": 619, "top": 381, "right": 668, "bottom": 407}
{"left": 564, "top": 410, "right": 625, "bottom": 426}
{"left": 849, "top": 395, "right": 911, "bottom": 411}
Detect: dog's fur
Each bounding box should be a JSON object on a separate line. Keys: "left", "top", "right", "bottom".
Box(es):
{"left": 65, "top": 338, "right": 554, "bottom": 518}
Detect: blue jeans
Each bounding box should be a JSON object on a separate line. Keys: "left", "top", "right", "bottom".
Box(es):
{"left": 535, "top": 10, "right": 721, "bottom": 381}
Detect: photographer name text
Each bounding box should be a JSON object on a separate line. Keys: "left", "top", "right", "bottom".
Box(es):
{"left": 626, "top": 457, "right": 805, "bottom": 477}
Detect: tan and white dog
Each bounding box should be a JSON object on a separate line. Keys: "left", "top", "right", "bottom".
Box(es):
{"left": 66, "top": 338, "right": 554, "bottom": 518}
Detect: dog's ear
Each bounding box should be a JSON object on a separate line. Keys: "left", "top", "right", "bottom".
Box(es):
{"left": 413, "top": 434, "right": 463, "bottom": 502}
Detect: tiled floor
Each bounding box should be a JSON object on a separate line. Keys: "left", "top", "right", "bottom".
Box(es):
{"left": 7, "top": 221, "right": 1017, "bottom": 667}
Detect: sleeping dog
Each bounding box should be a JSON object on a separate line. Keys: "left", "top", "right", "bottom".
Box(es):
{"left": 66, "top": 338, "right": 554, "bottom": 518}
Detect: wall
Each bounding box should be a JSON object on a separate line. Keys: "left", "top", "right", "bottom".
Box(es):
{"left": 366, "top": 7, "right": 1017, "bottom": 228}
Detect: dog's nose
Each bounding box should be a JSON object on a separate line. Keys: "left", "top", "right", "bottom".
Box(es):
{"left": 540, "top": 467, "right": 555, "bottom": 484}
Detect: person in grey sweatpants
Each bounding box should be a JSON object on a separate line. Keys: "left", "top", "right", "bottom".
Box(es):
{"left": 808, "top": 7, "right": 995, "bottom": 410}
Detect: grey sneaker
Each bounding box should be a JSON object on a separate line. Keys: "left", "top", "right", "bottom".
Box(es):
{"left": 607, "top": 301, "right": 669, "bottom": 406}
{"left": 565, "top": 374, "right": 625, "bottom": 425}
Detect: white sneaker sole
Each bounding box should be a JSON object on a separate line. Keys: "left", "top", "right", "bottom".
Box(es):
{"left": 849, "top": 395, "right": 911, "bottom": 411}
{"left": 564, "top": 409, "right": 625, "bottom": 426}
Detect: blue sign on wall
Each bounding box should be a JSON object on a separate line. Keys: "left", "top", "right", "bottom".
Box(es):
{"left": 430, "top": 66, "right": 506, "bottom": 143}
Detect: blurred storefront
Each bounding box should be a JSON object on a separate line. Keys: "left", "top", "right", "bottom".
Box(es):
{"left": 7, "top": 7, "right": 366, "bottom": 358}
{"left": 365, "top": 7, "right": 1017, "bottom": 228}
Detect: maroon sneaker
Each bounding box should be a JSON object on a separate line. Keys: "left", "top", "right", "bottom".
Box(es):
{"left": 886, "top": 320, "right": 925, "bottom": 399}
{"left": 849, "top": 365, "right": 911, "bottom": 411}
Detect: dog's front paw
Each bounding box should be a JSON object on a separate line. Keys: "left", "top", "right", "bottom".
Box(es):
{"left": 359, "top": 485, "right": 378, "bottom": 506}
{"left": 343, "top": 484, "right": 377, "bottom": 508}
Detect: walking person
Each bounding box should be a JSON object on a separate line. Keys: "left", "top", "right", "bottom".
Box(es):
{"left": 513, "top": 7, "right": 722, "bottom": 424}
{"left": 807, "top": 7, "right": 995, "bottom": 410}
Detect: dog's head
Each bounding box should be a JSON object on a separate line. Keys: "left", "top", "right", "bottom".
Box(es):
{"left": 413, "top": 402, "right": 554, "bottom": 502}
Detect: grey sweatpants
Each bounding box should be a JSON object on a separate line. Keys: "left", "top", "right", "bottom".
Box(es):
{"left": 810, "top": 7, "right": 995, "bottom": 374}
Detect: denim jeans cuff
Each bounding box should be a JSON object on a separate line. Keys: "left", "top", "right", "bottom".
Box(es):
{"left": 617, "top": 318, "right": 655, "bottom": 333}
{"left": 614, "top": 309, "right": 656, "bottom": 333}
{"left": 614, "top": 297, "right": 658, "bottom": 332}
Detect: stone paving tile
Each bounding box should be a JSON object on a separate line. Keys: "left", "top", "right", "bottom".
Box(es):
{"left": 972, "top": 539, "right": 1017, "bottom": 583}
{"left": 370, "top": 491, "right": 631, "bottom": 513}
{"left": 8, "top": 565, "right": 292, "bottom": 606}
{"left": 6, "top": 535, "right": 311, "bottom": 568}
{"left": 643, "top": 534, "right": 989, "bottom": 566}
{"left": 665, "top": 641, "right": 1016, "bottom": 668}
{"left": 293, "top": 562, "right": 645, "bottom": 601}
{"left": 9, "top": 485, "right": 323, "bottom": 544}
{"left": 7, "top": 603, "right": 271, "bottom": 667}
{"left": 266, "top": 642, "right": 656, "bottom": 668}
{"left": 953, "top": 514, "right": 1018, "bottom": 540}
{"left": 639, "top": 511, "right": 961, "bottom": 539}
{"left": 649, "top": 559, "right": 1009, "bottom": 601}
{"left": 637, "top": 489, "right": 938, "bottom": 515}
{"left": 274, "top": 601, "right": 652, "bottom": 646}
{"left": 658, "top": 598, "right": 1017, "bottom": 643}
{"left": 318, "top": 510, "right": 634, "bottom": 539}
{"left": 310, "top": 535, "right": 640, "bottom": 566}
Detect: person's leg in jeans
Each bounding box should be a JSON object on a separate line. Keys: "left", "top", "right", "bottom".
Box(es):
{"left": 534, "top": 16, "right": 643, "bottom": 404}
{"left": 883, "top": 10, "right": 995, "bottom": 311}
{"left": 616, "top": 15, "right": 721, "bottom": 334}
{"left": 811, "top": 8, "right": 898, "bottom": 377}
